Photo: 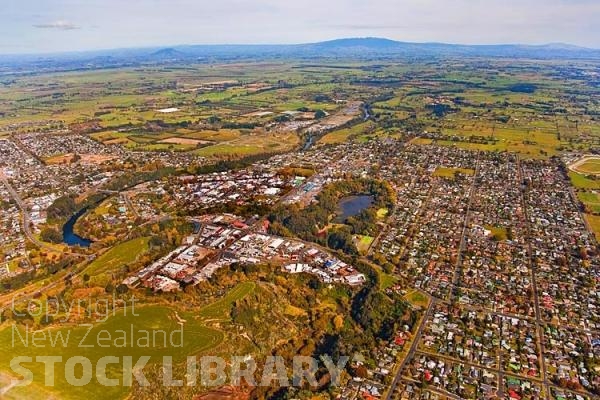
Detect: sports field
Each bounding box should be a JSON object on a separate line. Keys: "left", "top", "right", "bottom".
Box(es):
{"left": 570, "top": 156, "right": 600, "bottom": 176}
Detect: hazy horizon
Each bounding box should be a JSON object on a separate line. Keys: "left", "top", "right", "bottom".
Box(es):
{"left": 1, "top": 0, "right": 599, "bottom": 55}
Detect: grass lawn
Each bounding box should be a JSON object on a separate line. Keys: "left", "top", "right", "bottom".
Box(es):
{"left": 585, "top": 214, "right": 600, "bottom": 241}
{"left": 83, "top": 237, "right": 151, "bottom": 277}
{"left": 578, "top": 191, "right": 600, "bottom": 204}
{"left": 432, "top": 167, "right": 475, "bottom": 179}
{"left": 485, "top": 225, "right": 509, "bottom": 241}
{"left": 369, "top": 263, "right": 398, "bottom": 290}
{"left": 376, "top": 208, "right": 389, "bottom": 219}
{"left": 569, "top": 171, "right": 600, "bottom": 190}
{"left": 198, "top": 281, "right": 255, "bottom": 320}
{"left": 404, "top": 290, "right": 430, "bottom": 308}
{"left": 93, "top": 198, "right": 114, "bottom": 216}
{"left": 0, "top": 306, "right": 223, "bottom": 400}
{"left": 380, "top": 273, "right": 398, "bottom": 290}
{"left": 7, "top": 259, "right": 20, "bottom": 273}
{"left": 193, "top": 143, "right": 265, "bottom": 157}
{"left": 578, "top": 191, "right": 600, "bottom": 213}
{"left": 574, "top": 159, "right": 600, "bottom": 174}
{"left": 354, "top": 235, "right": 374, "bottom": 254}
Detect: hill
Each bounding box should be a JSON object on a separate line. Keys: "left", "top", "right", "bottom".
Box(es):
{"left": 1, "top": 37, "right": 599, "bottom": 75}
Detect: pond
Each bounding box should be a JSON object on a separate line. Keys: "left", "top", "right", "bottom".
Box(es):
{"left": 336, "top": 195, "right": 374, "bottom": 222}
{"left": 62, "top": 207, "right": 93, "bottom": 247}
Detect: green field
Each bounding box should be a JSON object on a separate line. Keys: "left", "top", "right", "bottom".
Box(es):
{"left": 198, "top": 281, "right": 256, "bottom": 320}
{"left": 2, "top": 59, "right": 599, "bottom": 163}
{"left": 379, "top": 273, "right": 398, "bottom": 291}
{"left": 585, "top": 214, "right": 600, "bottom": 241}
{"left": 432, "top": 167, "right": 475, "bottom": 179}
{"left": 404, "top": 290, "right": 430, "bottom": 309}
{"left": 0, "top": 306, "right": 223, "bottom": 400}
{"left": 83, "top": 237, "right": 151, "bottom": 278}
{"left": 485, "top": 225, "right": 509, "bottom": 241}
{"left": 0, "top": 282, "right": 257, "bottom": 399}
{"left": 577, "top": 191, "right": 600, "bottom": 214}
{"left": 354, "top": 235, "right": 374, "bottom": 254}
{"left": 319, "top": 122, "right": 375, "bottom": 145}
{"left": 569, "top": 172, "right": 600, "bottom": 190}
{"left": 376, "top": 208, "right": 389, "bottom": 219}
{"left": 574, "top": 159, "right": 600, "bottom": 174}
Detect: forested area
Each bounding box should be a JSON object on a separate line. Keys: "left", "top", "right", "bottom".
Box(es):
{"left": 268, "top": 178, "right": 395, "bottom": 254}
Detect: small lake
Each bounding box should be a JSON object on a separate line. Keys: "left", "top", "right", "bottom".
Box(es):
{"left": 62, "top": 207, "right": 93, "bottom": 247}
{"left": 336, "top": 195, "right": 374, "bottom": 222}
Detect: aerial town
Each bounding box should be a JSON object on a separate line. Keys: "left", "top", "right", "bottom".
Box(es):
{"left": 1, "top": 127, "right": 599, "bottom": 399}
{"left": 0, "top": 25, "right": 599, "bottom": 399}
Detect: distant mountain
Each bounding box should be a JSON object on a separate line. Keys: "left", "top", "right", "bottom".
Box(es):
{"left": 298, "top": 37, "right": 599, "bottom": 58}
{"left": 309, "top": 37, "right": 404, "bottom": 49}
{"left": 150, "top": 48, "right": 187, "bottom": 59}
{"left": 1, "top": 37, "right": 599, "bottom": 75}
{"left": 153, "top": 37, "right": 600, "bottom": 60}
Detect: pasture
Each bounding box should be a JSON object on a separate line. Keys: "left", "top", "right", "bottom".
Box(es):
{"left": 0, "top": 306, "right": 224, "bottom": 400}
{"left": 569, "top": 171, "right": 600, "bottom": 190}
{"left": 82, "top": 237, "right": 151, "bottom": 280}
{"left": 432, "top": 167, "right": 475, "bottom": 179}
{"left": 0, "top": 281, "right": 258, "bottom": 399}
{"left": 319, "top": 121, "right": 375, "bottom": 145}
{"left": 198, "top": 281, "right": 256, "bottom": 320}
{"left": 2, "top": 59, "right": 598, "bottom": 163}
{"left": 585, "top": 214, "right": 600, "bottom": 241}
{"left": 354, "top": 235, "right": 374, "bottom": 254}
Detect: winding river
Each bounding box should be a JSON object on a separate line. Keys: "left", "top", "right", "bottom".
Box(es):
{"left": 62, "top": 207, "right": 93, "bottom": 247}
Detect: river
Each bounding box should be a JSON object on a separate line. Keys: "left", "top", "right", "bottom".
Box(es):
{"left": 62, "top": 207, "right": 93, "bottom": 247}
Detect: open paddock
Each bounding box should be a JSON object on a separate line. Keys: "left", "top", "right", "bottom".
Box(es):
{"left": 157, "top": 136, "right": 212, "bottom": 146}
{"left": 433, "top": 167, "right": 475, "bottom": 178}
{"left": 44, "top": 153, "right": 117, "bottom": 165}
{"left": 242, "top": 110, "right": 274, "bottom": 117}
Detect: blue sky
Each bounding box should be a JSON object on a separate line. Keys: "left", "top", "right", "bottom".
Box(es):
{"left": 1, "top": 0, "right": 599, "bottom": 54}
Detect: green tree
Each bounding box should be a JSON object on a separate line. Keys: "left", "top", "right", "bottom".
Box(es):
{"left": 314, "top": 109, "right": 327, "bottom": 119}
{"left": 40, "top": 227, "right": 63, "bottom": 243}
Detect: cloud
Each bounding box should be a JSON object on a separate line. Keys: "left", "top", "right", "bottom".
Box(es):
{"left": 3, "top": 0, "right": 597, "bottom": 53}
{"left": 33, "top": 20, "right": 80, "bottom": 30}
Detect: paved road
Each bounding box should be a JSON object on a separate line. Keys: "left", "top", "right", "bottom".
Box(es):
{"left": 390, "top": 180, "right": 438, "bottom": 274}
{"left": 384, "top": 299, "right": 436, "bottom": 400}
{"left": 0, "top": 170, "right": 92, "bottom": 308}
{"left": 450, "top": 153, "right": 480, "bottom": 301}
{"left": 380, "top": 180, "right": 438, "bottom": 400}
{"left": 0, "top": 171, "right": 53, "bottom": 250}
{"left": 366, "top": 199, "right": 399, "bottom": 257}
{"left": 121, "top": 192, "right": 140, "bottom": 219}
{"left": 517, "top": 156, "right": 550, "bottom": 396}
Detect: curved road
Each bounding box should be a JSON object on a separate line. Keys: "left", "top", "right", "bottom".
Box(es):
{"left": 0, "top": 171, "right": 54, "bottom": 251}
